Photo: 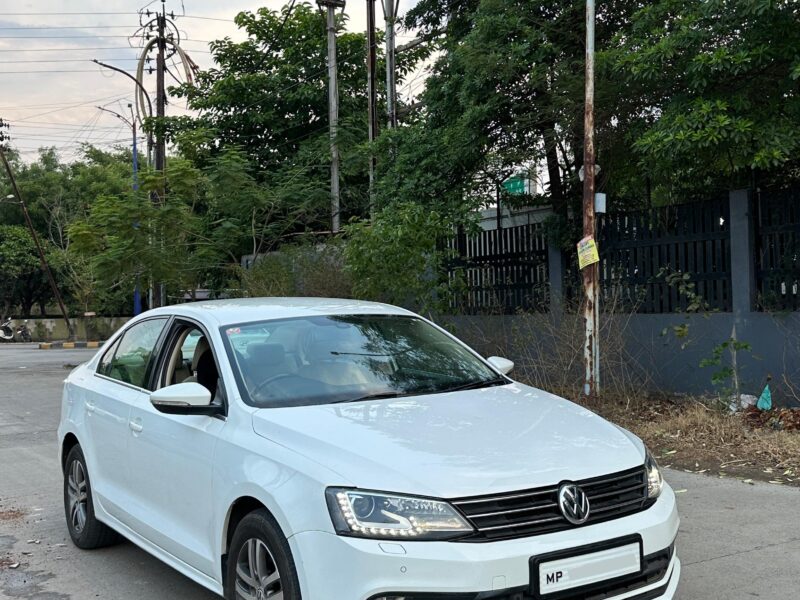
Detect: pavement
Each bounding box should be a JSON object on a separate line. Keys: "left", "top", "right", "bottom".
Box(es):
{"left": 0, "top": 343, "right": 798, "bottom": 599}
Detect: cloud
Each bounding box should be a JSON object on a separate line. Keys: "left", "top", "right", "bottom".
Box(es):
{"left": 1, "top": 0, "right": 421, "bottom": 161}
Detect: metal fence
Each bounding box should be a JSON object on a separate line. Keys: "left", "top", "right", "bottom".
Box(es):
{"left": 595, "top": 198, "right": 732, "bottom": 313}
{"left": 446, "top": 193, "right": 800, "bottom": 315}
{"left": 447, "top": 223, "right": 549, "bottom": 314}
{"left": 755, "top": 189, "right": 800, "bottom": 311}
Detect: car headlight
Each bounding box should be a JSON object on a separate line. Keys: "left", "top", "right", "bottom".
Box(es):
{"left": 645, "top": 451, "right": 664, "bottom": 499}
{"left": 326, "top": 488, "right": 474, "bottom": 540}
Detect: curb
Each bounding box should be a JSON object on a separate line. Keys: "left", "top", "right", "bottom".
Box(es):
{"left": 38, "top": 341, "right": 104, "bottom": 350}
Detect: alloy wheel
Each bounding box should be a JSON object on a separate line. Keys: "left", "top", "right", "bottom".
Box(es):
{"left": 67, "top": 459, "right": 88, "bottom": 534}
{"left": 235, "top": 538, "right": 283, "bottom": 600}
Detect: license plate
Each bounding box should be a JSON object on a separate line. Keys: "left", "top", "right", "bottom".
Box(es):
{"left": 537, "top": 541, "right": 641, "bottom": 595}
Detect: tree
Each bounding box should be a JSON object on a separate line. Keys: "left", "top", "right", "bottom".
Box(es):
{"left": 0, "top": 225, "right": 48, "bottom": 317}
{"left": 1, "top": 146, "right": 139, "bottom": 316}
{"left": 608, "top": 0, "right": 800, "bottom": 199}
{"left": 163, "top": 3, "right": 377, "bottom": 249}
{"left": 401, "top": 0, "right": 644, "bottom": 216}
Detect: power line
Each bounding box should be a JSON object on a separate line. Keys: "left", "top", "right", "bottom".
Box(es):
{"left": 0, "top": 25, "right": 142, "bottom": 30}
{"left": 1, "top": 58, "right": 144, "bottom": 63}
{"left": 0, "top": 70, "right": 139, "bottom": 74}
{"left": 0, "top": 35, "right": 212, "bottom": 41}
{"left": 0, "top": 92, "right": 153, "bottom": 111}
{"left": 0, "top": 47, "right": 210, "bottom": 53}
{"left": 0, "top": 12, "right": 138, "bottom": 16}
{"left": 180, "top": 15, "right": 236, "bottom": 23}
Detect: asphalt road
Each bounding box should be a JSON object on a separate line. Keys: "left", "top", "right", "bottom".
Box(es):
{"left": 1, "top": 344, "right": 798, "bottom": 599}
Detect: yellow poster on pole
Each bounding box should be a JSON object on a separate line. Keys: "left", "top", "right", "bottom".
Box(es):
{"left": 577, "top": 236, "right": 600, "bottom": 270}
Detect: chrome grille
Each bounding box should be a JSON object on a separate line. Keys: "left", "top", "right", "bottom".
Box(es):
{"left": 452, "top": 466, "right": 653, "bottom": 541}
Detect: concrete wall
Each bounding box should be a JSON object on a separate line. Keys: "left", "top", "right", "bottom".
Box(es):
{"left": 5, "top": 317, "right": 131, "bottom": 342}
{"left": 447, "top": 312, "right": 800, "bottom": 404}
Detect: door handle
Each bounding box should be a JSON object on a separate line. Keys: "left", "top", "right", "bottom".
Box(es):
{"left": 85, "top": 401, "right": 96, "bottom": 413}
{"left": 129, "top": 420, "right": 143, "bottom": 433}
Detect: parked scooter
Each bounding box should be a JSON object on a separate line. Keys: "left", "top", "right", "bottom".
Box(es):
{"left": 0, "top": 318, "right": 32, "bottom": 342}
{"left": 0, "top": 317, "right": 13, "bottom": 342}
{"left": 15, "top": 320, "right": 32, "bottom": 343}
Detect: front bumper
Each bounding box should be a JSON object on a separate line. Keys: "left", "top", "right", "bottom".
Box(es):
{"left": 289, "top": 484, "right": 680, "bottom": 599}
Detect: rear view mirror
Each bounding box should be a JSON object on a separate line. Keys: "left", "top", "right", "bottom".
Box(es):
{"left": 150, "top": 382, "right": 223, "bottom": 416}
{"left": 487, "top": 356, "right": 515, "bottom": 375}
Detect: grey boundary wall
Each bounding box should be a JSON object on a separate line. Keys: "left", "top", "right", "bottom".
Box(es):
{"left": 449, "top": 190, "right": 800, "bottom": 404}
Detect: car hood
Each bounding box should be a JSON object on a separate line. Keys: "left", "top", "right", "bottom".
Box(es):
{"left": 251, "top": 383, "right": 645, "bottom": 498}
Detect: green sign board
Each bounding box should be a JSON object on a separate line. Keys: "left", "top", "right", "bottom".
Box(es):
{"left": 502, "top": 176, "right": 527, "bottom": 195}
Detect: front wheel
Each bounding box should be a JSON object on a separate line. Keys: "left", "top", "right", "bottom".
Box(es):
{"left": 63, "top": 445, "right": 120, "bottom": 549}
{"left": 225, "top": 509, "right": 301, "bottom": 600}
{"left": 0, "top": 326, "right": 12, "bottom": 342}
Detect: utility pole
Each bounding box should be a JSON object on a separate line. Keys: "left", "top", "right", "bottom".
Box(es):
{"left": 366, "top": 0, "right": 378, "bottom": 216}
{"left": 383, "top": 0, "right": 398, "bottom": 128}
{"left": 582, "top": 0, "right": 600, "bottom": 398}
{"left": 151, "top": 0, "right": 168, "bottom": 307}
{"left": 155, "top": 0, "right": 167, "bottom": 188}
{"left": 318, "top": 0, "right": 345, "bottom": 233}
{"left": 0, "top": 146, "right": 74, "bottom": 340}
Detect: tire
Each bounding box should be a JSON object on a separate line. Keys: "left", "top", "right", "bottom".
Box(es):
{"left": 63, "top": 445, "right": 120, "bottom": 549}
{"left": 225, "top": 509, "right": 301, "bottom": 600}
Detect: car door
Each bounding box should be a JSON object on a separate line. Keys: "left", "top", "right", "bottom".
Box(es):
{"left": 84, "top": 317, "right": 169, "bottom": 524}
{"left": 125, "top": 318, "right": 226, "bottom": 577}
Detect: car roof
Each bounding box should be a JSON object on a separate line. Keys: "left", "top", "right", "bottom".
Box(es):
{"left": 144, "top": 297, "right": 415, "bottom": 326}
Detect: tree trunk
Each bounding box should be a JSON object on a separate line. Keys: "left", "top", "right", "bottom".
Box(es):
{"left": 542, "top": 124, "right": 565, "bottom": 218}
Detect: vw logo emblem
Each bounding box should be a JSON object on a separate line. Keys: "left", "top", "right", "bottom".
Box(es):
{"left": 558, "top": 483, "right": 591, "bottom": 525}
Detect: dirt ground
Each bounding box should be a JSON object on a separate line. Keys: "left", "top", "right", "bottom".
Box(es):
{"left": 584, "top": 395, "right": 800, "bottom": 488}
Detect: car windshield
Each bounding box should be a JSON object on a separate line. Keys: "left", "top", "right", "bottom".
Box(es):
{"left": 220, "top": 314, "right": 505, "bottom": 408}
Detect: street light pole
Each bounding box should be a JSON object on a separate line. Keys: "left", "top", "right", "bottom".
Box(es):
{"left": 318, "top": 0, "right": 345, "bottom": 233}
{"left": 0, "top": 147, "right": 74, "bottom": 340}
{"left": 97, "top": 104, "right": 143, "bottom": 316}
{"left": 582, "top": 0, "right": 600, "bottom": 398}
{"left": 92, "top": 59, "right": 154, "bottom": 160}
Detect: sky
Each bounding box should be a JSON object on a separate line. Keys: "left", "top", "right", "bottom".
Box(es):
{"left": 0, "top": 0, "right": 420, "bottom": 163}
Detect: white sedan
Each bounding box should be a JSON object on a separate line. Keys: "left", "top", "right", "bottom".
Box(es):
{"left": 58, "top": 298, "right": 680, "bottom": 600}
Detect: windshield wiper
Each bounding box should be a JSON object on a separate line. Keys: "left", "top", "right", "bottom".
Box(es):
{"left": 439, "top": 376, "right": 509, "bottom": 394}
{"left": 330, "top": 391, "right": 408, "bottom": 404}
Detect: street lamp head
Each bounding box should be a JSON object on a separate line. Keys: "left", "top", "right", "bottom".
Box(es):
{"left": 317, "top": 0, "right": 346, "bottom": 7}
{"left": 6, "top": 194, "right": 15, "bottom": 199}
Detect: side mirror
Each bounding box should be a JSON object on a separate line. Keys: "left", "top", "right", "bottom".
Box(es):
{"left": 150, "top": 382, "right": 223, "bottom": 416}
{"left": 487, "top": 356, "right": 514, "bottom": 375}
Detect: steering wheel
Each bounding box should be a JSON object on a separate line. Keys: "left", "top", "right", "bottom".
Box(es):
{"left": 251, "top": 373, "right": 302, "bottom": 399}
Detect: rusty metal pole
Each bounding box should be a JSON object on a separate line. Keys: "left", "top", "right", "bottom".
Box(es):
{"left": 582, "top": 0, "right": 600, "bottom": 398}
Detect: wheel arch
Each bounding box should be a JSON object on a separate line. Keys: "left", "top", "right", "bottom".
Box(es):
{"left": 220, "top": 495, "right": 284, "bottom": 588}
{"left": 60, "top": 432, "right": 81, "bottom": 473}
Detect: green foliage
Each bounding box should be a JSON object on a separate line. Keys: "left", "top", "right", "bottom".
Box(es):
{"left": 163, "top": 3, "right": 382, "bottom": 234}
{"left": 657, "top": 268, "right": 712, "bottom": 349}
{"left": 238, "top": 240, "right": 352, "bottom": 299}
{"left": 343, "top": 204, "right": 457, "bottom": 314}
{"left": 609, "top": 0, "right": 800, "bottom": 196}
{"left": 700, "top": 337, "right": 753, "bottom": 388}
